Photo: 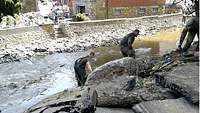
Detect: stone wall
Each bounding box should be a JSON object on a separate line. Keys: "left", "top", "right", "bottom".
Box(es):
{"left": 63, "top": 13, "right": 183, "bottom": 38}
{"left": 0, "top": 26, "right": 41, "bottom": 36}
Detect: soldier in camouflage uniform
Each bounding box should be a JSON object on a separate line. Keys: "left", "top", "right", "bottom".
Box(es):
{"left": 119, "top": 29, "right": 140, "bottom": 58}
{"left": 178, "top": 0, "right": 199, "bottom": 52}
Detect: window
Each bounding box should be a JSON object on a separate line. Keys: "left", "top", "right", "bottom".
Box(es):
{"left": 78, "top": 6, "right": 86, "bottom": 14}
{"left": 152, "top": 7, "right": 159, "bottom": 15}
{"left": 114, "top": 8, "right": 123, "bottom": 16}
{"left": 138, "top": 8, "right": 146, "bottom": 16}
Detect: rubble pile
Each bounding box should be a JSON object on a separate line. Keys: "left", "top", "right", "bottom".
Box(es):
{"left": 25, "top": 50, "right": 199, "bottom": 113}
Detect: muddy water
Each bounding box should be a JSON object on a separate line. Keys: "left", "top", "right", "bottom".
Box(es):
{"left": 93, "top": 28, "right": 181, "bottom": 67}
{"left": 0, "top": 28, "right": 181, "bottom": 113}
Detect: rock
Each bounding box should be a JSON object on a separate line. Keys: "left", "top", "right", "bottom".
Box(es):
{"left": 80, "top": 87, "right": 98, "bottom": 113}
{"left": 33, "top": 48, "right": 47, "bottom": 52}
{"left": 123, "top": 78, "right": 137, "bottom": 91}
{"left": 24, "top": 88, "right": 82, "bottom": 113}
{"left": 85, "top": 57, "right": 167, "bottom": 107}
{"left": 132, "top": 98, "right": 198, "bottom": 113}
{"left": 8, "top": 83, "right": 18, "bottom": 89}
{"left": 86, "top": 57, "right": 139, "bottom": 85}
{"left": 86, "top": 57, "right": 150, "bottom": 86}
{"left": 156, "top": 63, "right": 199, "bottom": 104}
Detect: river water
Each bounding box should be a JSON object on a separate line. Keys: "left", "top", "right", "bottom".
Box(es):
{"left": 0, "top": 29, "right": 181, "bottom": 113}
{"left": 0, "top": 52, "right": 90, "bottom": 113}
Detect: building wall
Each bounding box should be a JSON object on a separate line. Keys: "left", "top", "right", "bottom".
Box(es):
{"left": 21, "top": 0, "right": 37, "bottom": 13}
{"left": 52, "top": 0, "right": 69, "bottom": 5}
{"left": 91, "top": 0, "right": 107, "bottom": 19}
{"left": 70, "top": 0, "right": 180, "bottom": 20}
{"left": 109, "top": 6, "right": 164, "bottom": 18}
{"left": 109, "top": 0, "right": 165, "bottom": 7}
{"left": 88, "top": 0, "right": 166, "bottom": 19}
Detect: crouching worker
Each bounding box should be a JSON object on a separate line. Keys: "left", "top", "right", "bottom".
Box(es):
{"left": 177, "top": 16, "right": 199, "bottom": 54}
{"left": 119, "top": 29, "right": 140, "bottom": 58}
{"left": 177, "top": 0, "right": 199, "bottom": 53}
{"left": 74, "top": 52, "right": 95, "bottom": 86}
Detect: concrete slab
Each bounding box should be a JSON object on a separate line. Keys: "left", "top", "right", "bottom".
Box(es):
{"left": 132, "top": 98, "right": 198, "bottom": 113}
{"left": 156, "top": 63, "right": 199, "bottom": 103}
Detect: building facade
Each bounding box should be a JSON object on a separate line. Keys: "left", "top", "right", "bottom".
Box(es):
{"left": 21, "top": 0, "right": 37, "bottom": 13}
{"left": 95, "top": 0, "right": 166, "bottom": 19}
{"left": 68, "top": 0, "right": 181, "bottom": 20}
{"left": 70, "top": 0, "right": 96, "bottom": 19}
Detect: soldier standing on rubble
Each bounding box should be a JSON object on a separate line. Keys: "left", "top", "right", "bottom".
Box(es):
{"left": 119, "top": 29, "right": 140, "bottom": 58}
{"left": 178, "top": 0, "right": 199, "bottom": 53}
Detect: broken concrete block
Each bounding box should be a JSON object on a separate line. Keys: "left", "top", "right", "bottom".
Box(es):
{"left": 132, "top": 98, "right": 198, "bottom": 113}
{"left": 156, "top": 63, "right": 199, "bottom": 104}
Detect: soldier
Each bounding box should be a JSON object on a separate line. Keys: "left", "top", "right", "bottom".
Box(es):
{"left": 74, "top": 52, "right": 95, "bottom": 86}
{"left": 178, "top": 17, "right": 199, "bottom": 53}
{"left": 119, "top": 29, "right": 140, "bottom": 58}
{"left": 178, "top": 0, "right": 199, "bottom": 53}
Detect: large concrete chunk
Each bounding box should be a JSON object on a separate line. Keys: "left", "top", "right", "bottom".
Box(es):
{"left": 24, "top": 88, "right": 82, "bottom": 113}
{"left": 132, "top": 98, "right": 198, "bottom": 113}
{"left": 86, "top": 57, "right": 138, "bottom": 86}
{"left": 85, "top": 58, "right": 167, "bottom": 107}
{"left": 156, "top": 63, "right": 199, "bottom": 103}
{"left": 86, "top": 57, "right": 150, "bottom": 86}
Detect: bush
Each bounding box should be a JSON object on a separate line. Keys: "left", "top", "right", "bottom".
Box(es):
{"left": 0, "top": 0, "right": 22, "bottom": 22}
{"left": 0, "top": 15, "right": 16, "bottom": 27}
{"left": 73, "top": 13, "right": 90, "bottom": 21}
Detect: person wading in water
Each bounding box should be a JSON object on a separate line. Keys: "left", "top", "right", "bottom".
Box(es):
{"left": 74, "top": 52, "right": 95, "bottom": 86}
{"left": 119, "top": 29, "right": 140, "bottom": 58}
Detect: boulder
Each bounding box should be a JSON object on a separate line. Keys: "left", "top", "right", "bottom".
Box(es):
{"left": 132, "top": 98, "right": 198, "bottom": 113}
{"left": 85, "top": 57, "right": 168, "bottom": 107}
{"left": 86, "top": 57, "right": 150, "bottom": 86}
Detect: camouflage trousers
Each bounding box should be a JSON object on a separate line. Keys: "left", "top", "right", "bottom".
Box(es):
{"left": 120, "top": 46, "right": 135, "bottom": 58}
{"left": 183, "top": 31, "right": 199, "bottom": 52}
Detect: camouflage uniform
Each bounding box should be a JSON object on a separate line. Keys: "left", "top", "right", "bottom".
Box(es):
{"left": 179, "top": 17, "right": 199, "bottom": 52}
{"left": 119, "top": 32, "right": 136, "bottom": 58}
{"left": 74, "top": 56, "right": 89, "bottom": 86}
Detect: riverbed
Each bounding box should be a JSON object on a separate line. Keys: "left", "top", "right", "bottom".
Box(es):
{"left": 0, "top": 28, "right": 181, "bottom": 113}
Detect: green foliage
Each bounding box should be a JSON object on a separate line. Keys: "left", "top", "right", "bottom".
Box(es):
{"left": 73, "top": 13, "right": 90, "bottom": 21}
{"left": 0, "top": 0, "right": 22, "bottom": 22}
{"left": 1, "top": 15, "right": 15, "bottom": 26}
